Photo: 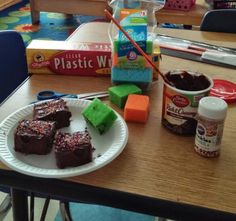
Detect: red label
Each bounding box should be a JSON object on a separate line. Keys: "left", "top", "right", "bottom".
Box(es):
{"left": 171, "top": 95, "right": 189, "bottom": 107}
{"left": 48, "top": 50, "right": 112, "bottom": 75}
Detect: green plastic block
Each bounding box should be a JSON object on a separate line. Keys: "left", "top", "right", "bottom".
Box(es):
{"left": 108, "top": 84, "right": 142, "bottom": 108}
{"left": 82, "top": 98, "right": 117, "bottom": 135}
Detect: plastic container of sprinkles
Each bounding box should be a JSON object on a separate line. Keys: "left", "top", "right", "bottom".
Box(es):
{"left": 195, "top": 96, "right": 228, "bottom": 158}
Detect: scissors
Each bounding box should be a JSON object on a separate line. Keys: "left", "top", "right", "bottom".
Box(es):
{"left": 37, "top": 90, "right": 109, "bottom": 101}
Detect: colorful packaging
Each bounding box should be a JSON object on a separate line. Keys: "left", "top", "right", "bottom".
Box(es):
{"left": 109, "top": 8, "right": 155, "bottom": 90}
{"left": 26, "top": 40, "right": 112, "bottom": 76}
{"left": 26, "top": 39, "right": 161, "bottom": 78}
{"left": 108, "top": 0, "right": 165, "bottom": 87}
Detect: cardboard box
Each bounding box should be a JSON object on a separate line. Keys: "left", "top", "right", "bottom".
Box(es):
{"left": 26, "top": 39, "right": 161, "bottom": 79}
{"left": 26, "top": 40, "right": 112, "bottom": 76}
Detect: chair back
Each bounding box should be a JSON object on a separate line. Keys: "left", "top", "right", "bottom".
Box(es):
{"left": 0, "top": 31, "right": 28, "bottom": 104}
{"left": 200, "top": 9, "right": 236, "bottom": 33}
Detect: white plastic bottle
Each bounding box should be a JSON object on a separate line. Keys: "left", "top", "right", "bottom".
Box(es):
{"left": 194, "top": 96, "right": 228, "bottom": 158}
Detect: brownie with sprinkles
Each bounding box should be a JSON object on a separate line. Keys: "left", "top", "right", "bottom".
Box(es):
{"left": 33, "top": 99, "right": 72, "bottom": 129}
{"left": 14, "top": 120, "right": 56, "bottom": 155}
{"left": 53, "top": 131, "right": 93, "bottom": 169}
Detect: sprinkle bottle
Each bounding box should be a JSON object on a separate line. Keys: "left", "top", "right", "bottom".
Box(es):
{"left": 194, "top": 96, "right": 228, "bottom": 158}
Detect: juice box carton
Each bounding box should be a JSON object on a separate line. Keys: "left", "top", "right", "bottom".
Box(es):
{"left": 26, "top": 40, "right": 112, "bottom": 76}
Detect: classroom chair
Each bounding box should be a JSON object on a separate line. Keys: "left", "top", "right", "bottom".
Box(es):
{"left": 200, "top": 9, "right": 236, "bottom": 33}
{"left": 0, "top": 29, "right": 28, "bottom": 219}
{"left": 0, "top": 30, "right": 72, "bottom": 221}
{"left": 0, "top": 30, "right": 28, "bottom": 104}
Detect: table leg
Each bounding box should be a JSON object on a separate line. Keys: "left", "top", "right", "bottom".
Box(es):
{"left": 11, "top": 188, "right": 29, "bottom": 221}
{"left": 29, "top": 0, "right": 40, "bottom": 24}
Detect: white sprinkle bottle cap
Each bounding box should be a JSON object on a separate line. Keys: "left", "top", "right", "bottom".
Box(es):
{"left": 198, "top": 96, "right": 228, "bottom": 120}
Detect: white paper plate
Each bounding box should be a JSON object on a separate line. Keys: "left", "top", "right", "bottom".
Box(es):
{"left": 0, "top": 99, "right": 128, "bottom": 178}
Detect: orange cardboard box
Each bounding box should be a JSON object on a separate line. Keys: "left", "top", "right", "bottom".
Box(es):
{"left": 26, "top": 40, "right": 112, "bottom": 76}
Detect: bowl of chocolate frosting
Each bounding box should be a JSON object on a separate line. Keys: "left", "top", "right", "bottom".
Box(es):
{"left": 161, "top": 70, "right": 213, "bottom": 136}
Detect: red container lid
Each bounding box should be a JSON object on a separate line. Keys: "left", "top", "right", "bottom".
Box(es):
{"left": 210, "top": 79, "right": 236, "bottom": 104}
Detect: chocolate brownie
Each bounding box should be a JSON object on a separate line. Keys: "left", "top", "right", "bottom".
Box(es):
{"left": 53, "top": 131, "right": 93, "bottom": 169}
{"left": 14, "top": 120, "right": 56, "bottom": 155}
{"left": 33, "top": 99, "right": 71, "bottom": 129}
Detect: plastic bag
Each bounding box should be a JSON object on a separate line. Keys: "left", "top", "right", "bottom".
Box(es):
{"left": 109, "top": 0, "right": 165, "bottom": 33}
{"left": 108, "top": 0, "right": 165, "bottom": 90}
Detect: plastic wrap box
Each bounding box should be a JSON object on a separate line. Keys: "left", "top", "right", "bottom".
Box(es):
{"left": 26, "top": 40, "right": 112, "bottom": 76}
{"left": 27, "top": 39, "right": 160, "bottom": 78}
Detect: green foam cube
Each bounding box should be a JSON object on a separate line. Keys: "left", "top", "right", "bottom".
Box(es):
{"left": 108, "top": 84, "right": 142, "bottom": 108}
{"left": 82, "top": 98, "right": 117, "bottom": 135}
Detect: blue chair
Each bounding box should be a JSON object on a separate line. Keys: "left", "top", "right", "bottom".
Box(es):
{"left": 0, "top": 30, "right": 72, "bottom": 221}
{"left": 0, "top": 30, "right": 28, "bottom": 219}
{"left": 200, "top": 9, "right": 236, "bottom": 33}
{"left": 0, "top": 30, "right": 29, "bottom": 104}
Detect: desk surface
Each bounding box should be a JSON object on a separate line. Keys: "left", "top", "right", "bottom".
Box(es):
{"left": 157, "top": 0, "right": 210, "bottom": 26}
{"left": 68, "top": 22, "right": 236, "bottom": 48}
{"left": 0, "top": 24, "right": 236, "bottom": 221}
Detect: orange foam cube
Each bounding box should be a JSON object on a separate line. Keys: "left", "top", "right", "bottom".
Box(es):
{"left": 124, "top": 94, "right": 149, "bottom": 123}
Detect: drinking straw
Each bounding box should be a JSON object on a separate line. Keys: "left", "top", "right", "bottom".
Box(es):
{"left": 104, "top": 9, "right": 172, "bottom": 85}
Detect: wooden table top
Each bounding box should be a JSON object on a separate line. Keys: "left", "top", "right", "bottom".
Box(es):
{"left": 68, "top": 22, "right": 236, "bottom": 48}
{"left": 0, "top": 24, "right": 236, "bottom": 217}
{"left": 31, "top": 0, "right": 209, "bottom": 26}
{"left": 157, "top": 0, "right": 210, "bottom": 26}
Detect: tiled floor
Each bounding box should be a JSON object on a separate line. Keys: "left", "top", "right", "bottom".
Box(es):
{"left": 0, "top": 192, "right": 59, "bottom": 221}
